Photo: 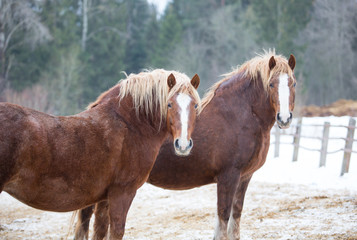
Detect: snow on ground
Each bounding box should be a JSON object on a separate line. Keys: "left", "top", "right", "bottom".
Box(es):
{"left": 254, "top": 116, "right": 357, "bottom": 193}
{"left": 0, "top": 116, "right": 356, "bottom": 239}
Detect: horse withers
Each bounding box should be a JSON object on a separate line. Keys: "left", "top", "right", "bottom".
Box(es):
{"left": 75, "top": 51, "right": 297, "bottom": 240}
{"left": 0, "top": 69, "right": 200, "bottom": 240}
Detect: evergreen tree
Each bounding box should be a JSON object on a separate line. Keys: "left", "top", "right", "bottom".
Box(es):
{"left": 167, "top": 2, "right": 258, "bottom": 93}
{"left": 170, "top": 0, "right": 223, "bottom": 30}
{"left": 299, "top": 0, "right": 357, "bottom": 105}
{"left": 150, "top": 3, "right": 183, "bottom": 68}
{"left": 37, "top": 0, "right": 83, "bottom": 114}
{"left": 123, "top": 0, "right": 152, "bottom": 74}
{"left": 144, "top": 5, "right": 160, "bottom": 68}
{"left": 79, "top": 0, "right": 127, "bottom": 106}
{"left": 248, "top": 0, "right": 313, "bottom": 56}
{"left": 4, "top": 0, "right": 356, "bottom": 113}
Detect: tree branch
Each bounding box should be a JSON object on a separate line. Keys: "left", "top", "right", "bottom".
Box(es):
{"left": 5, "top": 54, "right": 13, "bottom": 81}
{"left": 3, "top": 20, "right": 26, "bottom": 52}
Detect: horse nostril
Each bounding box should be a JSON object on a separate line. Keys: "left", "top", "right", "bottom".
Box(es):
{"left": 174, "top": 139, "right": 180, "bottom": 149}
{"left": 188, "top": 139, "right": 193, "bottom": 148}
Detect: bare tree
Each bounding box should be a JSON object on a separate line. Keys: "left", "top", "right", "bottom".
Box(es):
{"left": 4, "top": 84, "right": 54, "bottom": 113}
{"left": 0, "top": 0, "right": 51, "bottom": 99}
{"left": 168, "top": 5, "right": 258, "bottom": 92}
{"left": 42, "top": 46, "right": 83, "bottom": 115}
{"left": 81, "top": 0, "right": 89, "bottom": 51}
{"left": 79, "top": 0, "right": 127, "bottom": 52}
{"left": 300, "top": 0, "right": 357, "bottom": 105}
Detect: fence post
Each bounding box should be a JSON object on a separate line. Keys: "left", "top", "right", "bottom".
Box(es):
{"left": 292, "top": 117, "right": 302, "bottom": 162}
{"left": 341, "top": 118, "right": 356, "bottom": 176}
{"left": 274, "top": 124, "right": 280, "bottom": 158}
{"left": 319, "top": 121, "right": 330, "bottom": 167}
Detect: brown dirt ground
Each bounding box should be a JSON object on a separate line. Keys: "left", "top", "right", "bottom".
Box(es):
{"left": 0, "top": 181, "right": 356, "bottom": 240}
{"left": 299, "top": 99, "right": 357, "bottom": 117}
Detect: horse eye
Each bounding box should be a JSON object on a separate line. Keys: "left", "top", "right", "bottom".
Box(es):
{"left": 168, "top": 103, "right": 172, "bottom": 108}
{"left": 269, "top": 83, "right": 274, "bottom": 88}
{"left": 293, "top": 82, "right": 296, "bottom": 87}
{"left": 194, "top": 104, "right": 198, "bottom": 109}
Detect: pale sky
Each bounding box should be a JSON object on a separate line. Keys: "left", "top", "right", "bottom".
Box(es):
{"left": 147, "top": 0, "right": 171, "bottom": 15}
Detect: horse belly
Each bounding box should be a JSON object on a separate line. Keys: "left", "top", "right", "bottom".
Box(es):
{"left": 148, "top": 161, "right": 215, "bottom": 190}
{"left": 4, "top": 175, "right": 107, "bottom": 212}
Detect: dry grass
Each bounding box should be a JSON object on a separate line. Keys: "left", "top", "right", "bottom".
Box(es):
{"left": 300, "top": 99, "right": 357, "bottom": 117}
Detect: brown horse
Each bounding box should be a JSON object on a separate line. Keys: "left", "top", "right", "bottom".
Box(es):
{"left": 0, "top": 69, "right": 201, "bottom": 240}
{"left": 75, "top": 51, "right": 297, "bottom": 239}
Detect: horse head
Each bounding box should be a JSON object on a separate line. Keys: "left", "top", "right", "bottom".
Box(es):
{"left": 166, "top": 73, "right": 200, "bottom": 156}
{"left": 268, "top": 54, "right": 296, "bottom": 129}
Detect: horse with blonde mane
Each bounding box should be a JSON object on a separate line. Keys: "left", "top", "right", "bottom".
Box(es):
{"left": 0, "top": 69, "right": 200, "bottom": 240}
{"left": 75, "top": 51, "right": 296, "bottom": 239}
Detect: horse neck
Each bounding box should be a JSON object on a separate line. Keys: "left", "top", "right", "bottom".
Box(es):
{"left": 83, "top": 86, "right": 169, "bottom": 141}
{"left": 248, "top": 77, "right": 276, "bottom": 130}
{"left": 114, "top": 96, "right": 168, "bottom": 138}
{"left": 206, "top": 73, "right": 276, "bottom": 131}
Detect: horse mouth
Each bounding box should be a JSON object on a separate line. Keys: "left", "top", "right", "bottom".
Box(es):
{"left": 277, "top": 121, "right": 291, "bottom": 129}
{"left": 174, "top": 148, "right": 192, "bottom": 156}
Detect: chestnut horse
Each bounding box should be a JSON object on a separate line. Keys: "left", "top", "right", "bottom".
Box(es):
{"left": 75, "top": 51, "right": 297, "bottom": 239}
{"left": 0, "top": 69, "right": 201, "bottom": 240}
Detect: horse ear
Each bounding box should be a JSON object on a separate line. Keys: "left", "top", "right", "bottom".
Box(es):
{"left": 288, "top": 54, "right": 296, "bottom": 71}
{"left": 269, "top": 56, "right": 276, "bottom": 70}
{"left": 167, "top": 73, "right": 176, "bottom": 90}
{"left": 191, "top": 74, "right": 200, "bottom": 89}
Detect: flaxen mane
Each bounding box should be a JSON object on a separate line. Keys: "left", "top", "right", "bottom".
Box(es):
{"left": 200, "top": 50, "right": 294, "bottom": 113}
{"left": 88, "top": 69, "right": 201, "bottom": 119}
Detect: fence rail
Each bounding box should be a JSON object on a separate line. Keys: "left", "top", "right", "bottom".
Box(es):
{"left": 272, "top": 117, "right": 356, "bottom": 176}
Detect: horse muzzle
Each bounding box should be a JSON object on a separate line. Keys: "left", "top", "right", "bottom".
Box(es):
{"left": 174, "top": 138, "right": 193, "bottom": 156}
{"left": 277, "top": 112, "right": 292, "bottom": 129}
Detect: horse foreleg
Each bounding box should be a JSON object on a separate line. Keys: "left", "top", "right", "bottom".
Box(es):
{"left": 107, "top": 188, "right": 136, "bottom": 240}
{"left": 227, "top": 176, "right": 252, "bottom": 240}
{"left": 74, "top": 205, "right": 94, "bottom": 240}
{"left": 93, "top": 201, "right": 109, "bottom": 240}
{"left": 214, "top": 170, "right": 241, "bottom": 240}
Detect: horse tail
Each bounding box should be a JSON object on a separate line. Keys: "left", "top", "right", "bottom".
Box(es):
{"left": 64, "top": 210, "right": 78, "bottom": 240}
{"left": 71, "top": 206, "right": 95, "bottom": 240}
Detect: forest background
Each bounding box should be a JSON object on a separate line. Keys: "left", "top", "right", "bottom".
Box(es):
{"left": 0, "top": 0, "right": 356, "bottom": 115}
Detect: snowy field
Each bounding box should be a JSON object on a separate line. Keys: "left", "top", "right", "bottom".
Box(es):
{"left": 256, "top": 116, "right": 357, "bottom": 190}
{"left": 0, "top": 116, "right": 356, "bottom": 240}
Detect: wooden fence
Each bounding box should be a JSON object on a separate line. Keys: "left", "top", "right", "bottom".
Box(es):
{"left": 272, "top": 117, "right": 357, "bottom": 176}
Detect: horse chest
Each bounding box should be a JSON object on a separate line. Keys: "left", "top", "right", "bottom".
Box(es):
{"left": 239, "top": 135, "right": 270, "bottom": 175}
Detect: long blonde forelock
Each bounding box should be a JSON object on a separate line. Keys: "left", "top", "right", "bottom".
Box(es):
{"left": 118, "top": 69, "right": 201, "bottom": 119}
{"left": 239, "top": 49, "right": 294, "bottom": 92}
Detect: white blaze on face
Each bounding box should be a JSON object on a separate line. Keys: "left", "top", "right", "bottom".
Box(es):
{"left": 278, "top": 73, "right": 290, "bottom": 123}
{"left": 176, "top": 93, "right": 191, "bottom": 150}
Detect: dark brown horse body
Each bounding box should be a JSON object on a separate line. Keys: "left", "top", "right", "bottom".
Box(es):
{"left": 76, "top": 52, "right": 297, "bottom": 240}
{"left": 0, "top": 70, "right": 200, "bottom": 240}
